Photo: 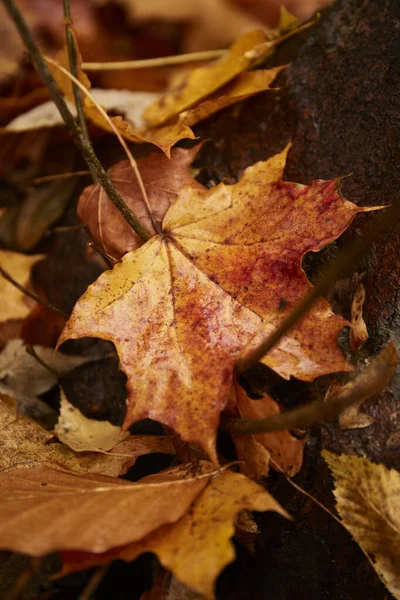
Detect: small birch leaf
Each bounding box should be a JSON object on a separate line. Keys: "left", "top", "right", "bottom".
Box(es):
{"left": 323, "top": 451, "right": 400, "bottom": 599}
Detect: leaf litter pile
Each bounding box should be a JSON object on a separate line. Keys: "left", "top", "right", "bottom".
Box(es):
{"left": 0, "top": 0, "right": 399, "bottom": 599}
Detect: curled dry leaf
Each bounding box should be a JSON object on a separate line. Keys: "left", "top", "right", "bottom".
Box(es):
{"left": 0, "top": 393, "right": 174, "bottom": 477}
{"left": 323, "top": 451, "right": 400, "bottom": 599}
{"left": 60, "top": 470, "right": 288, "bottom": 599}
{"left": 55, "top": 389, "right": 129, "bottom": 452}
{"left": 233, "top": 383, "right": 307, "bottom": 476}
{"left": 0, "top": 250, "right": 44, "bottom": 323}
{"left": 0, "top": 462, "right": 214, "bottom": 556}
{"left": 59, "top": 146, "right": 375, "bottom": 460}
{"left": 179, "top": 67, "right": 284, "bottom": 128}
{"left": 324, "top": 341, "right": 398, "bottom": 430}
{"left": 78, "top": 146, "right": 204, "bottom": 259}
{"left": 350, "top": 283, "right": 368, "bottom": 352}
{"left": 144, "top": 29, "right": 274, "bottom": 127}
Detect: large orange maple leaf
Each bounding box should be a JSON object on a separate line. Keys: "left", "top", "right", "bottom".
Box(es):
{"left": 59, "top": 146, "right": 372, "bottom": 460}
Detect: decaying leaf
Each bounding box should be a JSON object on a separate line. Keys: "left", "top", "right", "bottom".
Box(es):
{"left": 234, "top": 383, "right": 307, "bottom": 476}
{"left": 0, "top": 250, "right": 44, "bottom": 323}
{"left": 59, "top": 146, "right": 377, "bottom": 460}
{"left": 78, "top": 146, "right": 204, "bottom": 259}
{"left": 324, "top": 341, "right": 398, "bottom": 430}
{"left": 350, "top": 283, "right": 368, "bottom": 352}
{"left": 144, "top": 30, "right": 274, "bottom": 127}
{"left": 0, "top": 339, "right": 89, "bottom": 417}
{"left": 0, "top": 461, "right": 216, "bottom": 556}
{"left": 60, "top": 469, "right": 288, "bottom": 599}
{"left": 324, "top": 451, "right": 400, "bottom": 599}
{"left": 0, "top": 394, "right": 173, "bottom": 477}
{"left": 179, "top": 67, "right": 284, "bottom": 128}
{"left": 4, "top": 90, "right": 159, "bottom": 133}
{"left": 55, "top": 389, "right": 129, "bottom": 452}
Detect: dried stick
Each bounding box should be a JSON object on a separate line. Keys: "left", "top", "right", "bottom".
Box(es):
{"left": 1, "top": 0, "right": 151, "bottom": 243}
{"left": 62, "top": 0, "right": 89, "bottom": 143}
{"left": 0, "top": 264, "right": 68, "bottom": 318}
{"left": 224, "top": 342, "right": 397, "bottom": 434}
{"left": 82, "top": 50, "right": 227, "bottom": 71}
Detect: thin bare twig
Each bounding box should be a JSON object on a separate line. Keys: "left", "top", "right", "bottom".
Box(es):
{"left": 225, "top": 342, "right": 397, "bottom": 434}
{"left": 2, "top": 0, "right": 151, "bottom": 243}
{"left": 45, "top": 57, "right": 154, "bottom": 230}
{"left": 25, "top": 344, "right": 60, "bottom": 376}
{"left": 62, "top": 0, "right": 90, "bottom": 143}
{"left": 272, "top": 458, "right": 388, "bottom": 589}
{"left": 33, "top": 170, "right": 90, "bottom": 184}
{"left": 0, "top": 264, "right": 68, "bottom": 318}
{"left": 82, "top": 49, "right": 227, "bottom": 71}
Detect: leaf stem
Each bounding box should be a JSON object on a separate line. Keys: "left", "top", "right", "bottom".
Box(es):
{"left": 62, "top": 0, "right": 90, "bottom": 144}
{"left": 1, "top": 0, "right": 151, "bottom": 243}
{"left": 226, "top": 342, "right": 397, "bottom": 434}
{"left": 82, "top": 50, "right": 227, "bottom": 71}
{"left": 0, "top": 264, "right": 68, "bottom": 318}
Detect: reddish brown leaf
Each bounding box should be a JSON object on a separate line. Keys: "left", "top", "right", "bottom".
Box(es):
{"left": 78, "top": 146, "right": 204, "bottom": 259}
{"left": 233, "top": 383, "right": 307, "bottom": 476}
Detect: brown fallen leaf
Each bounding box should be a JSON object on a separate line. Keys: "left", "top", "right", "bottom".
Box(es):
{"left": 233, "top": 383, "right": 306, "bottom": 476}
{"left": 59, "top": 146, "right": 375, "bottom": 460}
{"left": 350, "top": 283, "right": 368, "bottom": 352}
{"left": 0, "top": 462, "right": 216, "bottom": 556}
{"left": 107, "top": 0, "right": 264, "bottom": 52}
{"left": 233, "top": 432, "right": 271, "bottom": 478}
{"left": 78, "top": 146, "right": 205, "bottom": 259}
{"left": 323, "top": 451, "right": 400, "bottom": 599}
{"left": 0, "top": 393, "right": 174, "bottom": 477}
{"left": 0, "top": 250, "right": 44, "bottom": 324}
{"left": 55, "top": 389, "right": 129, "bottom": 452}
{"left": 179, "top": 67, "right": 284, "bottom": 128}
{"left": 0, "top": 339, "right": 90, "bottom": 418}
{"left": 324, "top": 341, "right": 398, "bottom": 430}
{"left": 60, "top": 469, "right": 288, "bottom": 598}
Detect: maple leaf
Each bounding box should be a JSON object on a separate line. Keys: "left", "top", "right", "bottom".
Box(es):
{"left": 232, "top": 383, "right": 306, "bottom": 476}
{"left": 0, "top": 250, "right": 44, "bottom": 323}
{"left": 60, "top": 469, "right": 288, "bottom": 599}
{"left": 0, "top": 461, "right": 216, "bottom": 555}
{"left": 323, "top": 451, "right": 400, "bottom": 599}
{"left": 78, "top": 146, "right": 204, "bottom": 259}
{"left": 59, "top": 146, "right": 374, "bottom": 460}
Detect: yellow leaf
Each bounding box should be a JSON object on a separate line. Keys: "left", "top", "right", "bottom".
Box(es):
{"left": 0, "top": 250, "right": 44, "bottom": 323}
{"left": 144, "top": 29, "right": 271, "bottom": 127}
{"left": 323, "top": 451, "right": 400, "bottom": 599}
{"left": 179, "top": 67, "right": 284, "bottom": 128}
{"left": 55, "top": 389, "right": 129, "bottom": 452}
